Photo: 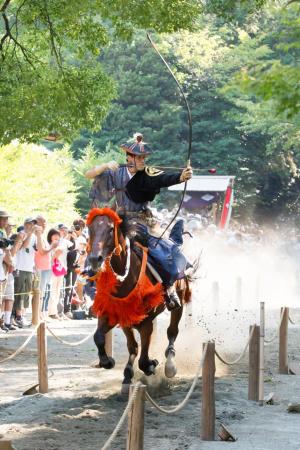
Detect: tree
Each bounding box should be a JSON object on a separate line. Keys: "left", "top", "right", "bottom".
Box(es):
{"left": 219, "top": 5, "right": 300, "bottom": 220}
{"left": 0, "top": 0, "right": 201, "bottom": 144}
{"left": 0, "top": 142, "right": 77, "bottom": 225}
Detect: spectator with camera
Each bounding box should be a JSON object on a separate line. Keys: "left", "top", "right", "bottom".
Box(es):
{"left": 63, "top": 229, "right": 79, "bottom": 318}
{"left": 56, "top": 224, "right": 74, "bottom": 318}
{"left": 13, "top": 217, "right": 38, "bottom": 328}
{"left": 0, "top": 210, "right": 22, "bottom": 331}
{"left": 1, "top": 232, "right": 23, "bottom": 331}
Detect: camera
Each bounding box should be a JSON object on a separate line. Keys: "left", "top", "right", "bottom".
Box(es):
{"left": 0, "top": 237, "right": 15, "bottom": 249}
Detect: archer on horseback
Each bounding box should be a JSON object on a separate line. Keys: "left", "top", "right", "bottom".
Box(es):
{"left": 85, "top": 132, "right": 193, "bottom": 310}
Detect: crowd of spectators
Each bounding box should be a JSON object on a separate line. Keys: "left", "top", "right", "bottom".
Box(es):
{"left": 2, "top": 204, "right": 299, "bottom": 334}
{"left": 0, "top": 209, "right": 90, "bottom": 333}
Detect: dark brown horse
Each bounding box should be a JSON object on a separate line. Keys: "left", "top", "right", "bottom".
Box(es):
{"left": 87, "top": 207, "right": 192, "bottom": 392}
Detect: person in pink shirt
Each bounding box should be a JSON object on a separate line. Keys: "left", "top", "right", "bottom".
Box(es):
{"left": 35, "top": 215, "right": 58, "bottom": 320}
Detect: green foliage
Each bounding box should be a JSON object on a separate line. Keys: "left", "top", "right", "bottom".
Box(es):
{"left": 0, "top": 0, "right": 202, "bottom": 144}
{"left": 73, "top": 142, "right": 124, "bottom": 216}
{"left": 71, "top": 35, "right": 186, "bottom": 164}
{"left": 218, "top": 5, "right": 300, "bottom": 221}
{"left": 0, "top": 142, "right": 77, "bottom": 226}
{"left": 72, "top": 7, "right": 300, "bottom": 222}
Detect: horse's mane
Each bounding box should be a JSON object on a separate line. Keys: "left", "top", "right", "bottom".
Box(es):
{"left": 86, "top": 207, "right": 148, "bottom": 249}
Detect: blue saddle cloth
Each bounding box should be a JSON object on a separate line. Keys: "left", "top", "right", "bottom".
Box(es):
{"left": 137, "top": 220, "right": 187, "bottom": 286}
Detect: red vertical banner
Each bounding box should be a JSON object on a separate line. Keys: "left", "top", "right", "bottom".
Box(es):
{"left": 219, "top": 179, "right": 234, "bottom": 230}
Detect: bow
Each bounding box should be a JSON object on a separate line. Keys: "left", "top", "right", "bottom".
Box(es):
{"left": 147, "top": 32, "right": 192, "bottom": 241}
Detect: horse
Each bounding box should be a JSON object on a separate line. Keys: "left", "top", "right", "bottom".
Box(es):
{"left": 87, "top": 207, "right": 192, "bottom": 393}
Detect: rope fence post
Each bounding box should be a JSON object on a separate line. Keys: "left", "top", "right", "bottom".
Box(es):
{"left": 126, "top": 384, "right": 146, "bottom": 450}
{"left": 201, "top": 341, "right": 215, "bottom": 441}
{"left": 235, "top": 276, "right": 242, "bottom": 308}
{"left": 259, "top": 302, "right": 265, "bottom": 406}
{"left": 248, "top": 324, "right": 260, "bottom": 401}
{"left": 37, "top": 322, "right": 48, "bottom": 393}
{"left": 31, "top": 287, "right": 40, "bottom": 326}
{"left": 105, "top": 330, "right": 113, "bottom": 358}
{"left": 212, "top": 281, "right": 219, "bottom": 311}
{"left": 279, "top": 307, "right": 289, "bottom": 374}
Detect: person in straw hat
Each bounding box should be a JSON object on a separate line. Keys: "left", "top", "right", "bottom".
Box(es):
{"left": 85, "top": 133, "right": 192, "bottom": 310}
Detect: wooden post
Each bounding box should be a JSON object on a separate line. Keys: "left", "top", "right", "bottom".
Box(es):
{"left": 37, "top": 322, "right": 48, "bottom": 393}
{"left": 105, "top": 330, "right": 113, "bottom": 358}
{"left": 248, "top": 324, "right": 260, "bottom": 401}
{"left": 126, "top": 384, "right": 146, "bottom": 450}
{"left": 212, "top": 281, "right": 219, "bottom": 310}
{"left": 255, "top": 274, "right": 260, "bottom": 300}
{"left": 279, "top": 307, "right": 289, "bottom": 374}
{"left": 0, "top": 441, "right": 17, "bottom": 450}
{"left": 235, "top": 276, "right": 242, "bottom": 308}
{"left": 31, "top": 288, "right": 40, "bottom": 326}
{"left": 201, "top": 341, "right": 215, "bottom": 441}
{"left": 259, "top": 302, "right": 265, "bottom": 406}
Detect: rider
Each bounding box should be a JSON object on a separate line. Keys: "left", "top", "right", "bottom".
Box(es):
{"left": 85, "top": 133, "right": 193, "bottom": 309}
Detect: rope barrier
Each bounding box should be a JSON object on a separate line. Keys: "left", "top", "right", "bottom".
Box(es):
{"left": 214, "top": 326, "right": 255, "bottom": 366}
{"left": 145, "top": 344, "right": 208, "bottom": 414}
{"left": 289, "top": 315, "right": 297, "bottom": 325}
{"left": 0, "top": 325, "right": 39, "bottom": 364}
{"left": 264, "top": 308, "right": 285, "bottom": 345}
{"left": 0, "top": 283, "right": 82, "bottom": 300}
{"left": 46, "top": 325, "right": 96, "bottom": 347}
{"left": 101, "top": 381, "right": 142, "bottom": 450}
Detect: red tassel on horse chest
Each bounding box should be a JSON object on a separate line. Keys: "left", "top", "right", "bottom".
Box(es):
{"left": 92, "top": 262, "right": 164, "bottom": 328}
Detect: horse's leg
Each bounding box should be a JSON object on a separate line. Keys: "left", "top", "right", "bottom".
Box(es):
{"left": 165, "top": 295, "right": 183, "bottom": 378}
{"left": 137, "top": 319, "right": 158, "bottom": 376}
{"left": 94, "top": 316, "right": 115, "bottom": 369}
{"left": 121, "top": 327, "right": 138, "bottom": 395}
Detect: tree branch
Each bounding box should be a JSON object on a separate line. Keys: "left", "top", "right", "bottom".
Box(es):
{"left": 0, "top": 0, "right": 11, "bottom": 13}
{"left": 1, "top": 10, "right": 35, "bottom": 68}
{"left": 43, "top": 0, "right": 63, "bottom": 68}
{"left": 285, "top": 0, "right": 300, "bottom": 7}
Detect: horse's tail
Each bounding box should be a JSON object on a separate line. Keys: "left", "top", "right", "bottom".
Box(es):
{"left": 185, "top": 250, "right": 202, "bottom": 283}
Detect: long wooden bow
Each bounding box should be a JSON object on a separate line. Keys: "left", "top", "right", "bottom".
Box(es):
{"left": 147, "top": 32, "right": 192, "bottom": 241}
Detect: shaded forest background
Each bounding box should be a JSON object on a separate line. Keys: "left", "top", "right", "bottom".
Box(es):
{"left": 1, "top": 1, "right": 300, "bottom": 226}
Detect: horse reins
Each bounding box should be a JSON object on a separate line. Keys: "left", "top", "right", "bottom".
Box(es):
{"left": 86, "top": 208, "right": 128, "bottom": 281}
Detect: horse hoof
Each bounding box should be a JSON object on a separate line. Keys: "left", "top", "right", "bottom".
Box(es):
{"left": 145, "top": 365, "right": 156, "bottom": 376}
{"left": 150, "top": 359, "right": 159, "bottom": 367}
{"left": 165, "top": 361, "right": 177, "bottom": 378}
{"left": 121, "top": 383, "right": 131, "bottom": 395}
{"left": 165, "top": 353, "right": 177, "bottom": 378}
{"left": 99, "top": 356, "right": 115, "bottom": 369}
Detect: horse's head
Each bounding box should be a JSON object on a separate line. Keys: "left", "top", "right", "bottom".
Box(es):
{"left": 86, "top": 208, "right": 123, "bottom": 271}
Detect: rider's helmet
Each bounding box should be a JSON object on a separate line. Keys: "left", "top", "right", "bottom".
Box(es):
{"left": 120, "top": 133, "right": 153, "bottom": 156}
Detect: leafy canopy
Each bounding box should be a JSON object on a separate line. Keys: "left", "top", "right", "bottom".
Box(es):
{"left": 0, "top": 0, "right": 202, "bottom": 144}
{"left": 0, "top": 142, "right": 77, "bottom": 226}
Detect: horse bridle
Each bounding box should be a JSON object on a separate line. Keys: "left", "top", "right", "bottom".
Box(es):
{"left": 86, "top": 207, "right": 130, "bottom": 282}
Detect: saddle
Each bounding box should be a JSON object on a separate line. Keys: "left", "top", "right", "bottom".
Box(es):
{"left": 134, "top": 219, "right": 188, "bottom": 287}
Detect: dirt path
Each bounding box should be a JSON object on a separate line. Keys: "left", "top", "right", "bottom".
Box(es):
{"left": 1, "top": 311, "right": 300, "bottom": 450}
